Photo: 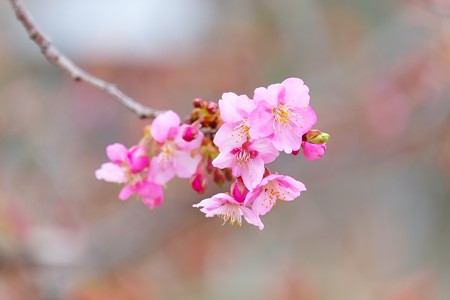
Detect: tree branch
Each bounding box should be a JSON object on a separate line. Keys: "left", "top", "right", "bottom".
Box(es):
{"left": 9, "top": 0, "right": 164, "bottom": 119}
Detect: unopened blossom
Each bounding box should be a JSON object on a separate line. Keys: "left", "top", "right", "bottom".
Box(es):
{"left": 149, "top": 110, "right": 203, "bottom": 185}
{"left": 212, "top": 139, "right": 279, "bottom": 190}
{"left": 190, "top": 165, "right": 208, "bottom": 194}
{"left": 95, "top": 143, "right": 149, "bottom": 183}
{"left": 302, "top": 141, "right": 327, "bottom": 160}
{"left": 249, "top": 78, "right": 317, "bottom": 154}
{"left": 213, "top": 92, "right": 256, "bottom": 150}
{"left": 193, "top": 192, "right": 264, "bottom": 230}
{"left": 247, "top": 174, "right": 306, "bottom": 216}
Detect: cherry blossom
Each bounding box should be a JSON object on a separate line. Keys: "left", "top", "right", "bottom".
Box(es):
{"left": 193, "top": 192, "right": 263, "bottom": 230}
{"left": 247, "top": 174, "right": 306, "bottom": 216}
{"left": 95, "top": 143, "right": 149, "bottom": 183}
{"left": 212, "top": 139, "right": 279, "bottom": 190}
{"left": 249, "top": 78, "right": 317, "bottom": 154}
{"left": 148, "top": 110, "right": 203, "bottom": 185}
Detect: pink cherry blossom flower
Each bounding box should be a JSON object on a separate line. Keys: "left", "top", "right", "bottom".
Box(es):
{"left": 149, "top": 110, "right": 203, "bottom": 185}
{"left": 212, "top": 139, "right": 279, "bottom": 190}
{"left": 302, "top": 141, "right": 327, "bottom": 160}
{"left": 118, "top": 179, "right": 164, "bottom": 209}
{"left": 193, "top": 192, "right": 264, "bottom": 230}
{"left": 248, "top": 78, "right": 318, "bottom": 154}
{"left": 247, "top": 174, "right": 306, "bottom": 216}
{"left": 95, "top": 143, "right": 149, "bottom": 183}
{"left": 213, "top": 93, "right": 256, "bottom": 150}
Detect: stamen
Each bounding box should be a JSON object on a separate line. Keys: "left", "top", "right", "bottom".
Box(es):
{"left": 217, "top": 204, "right": 242, "bottom": 226}
{"left": 272, "top": 104, "right": 299, "bottom": 130}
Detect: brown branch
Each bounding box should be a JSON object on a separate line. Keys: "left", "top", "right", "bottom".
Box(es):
{"left": 9, "top": 0, "right": 164, "bottom": 119}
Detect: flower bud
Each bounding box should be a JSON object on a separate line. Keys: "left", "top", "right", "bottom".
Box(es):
{"left": 193, "top": 98, "right": 206, "bottom": 108}
{"left": 292, "top": 149, "right": 300, "bottom": 156}
{"left": 224, "top": 168, "right": 233, "bottom": 182}
{"left": 191, "top": 170, "right": 208, "bottom": 194}
{"left": 213, "top": 168, "right": 226, "bottom": 187}
{"left": 206, "top": 102, "right": 219, "bottom": 114}
{"left": 206, "top": 158, "right": 214, "bottom": 174}
{"left": 305, "top": 130, "right": 330, "bottom": 145}
{"left": 182, "top": 125, "right": 199, "bottom": 142}
{"left": 231, "top": 177, "right": 249, "bottom": 203}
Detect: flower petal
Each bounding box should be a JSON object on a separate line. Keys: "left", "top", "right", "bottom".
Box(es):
{"left": 281, "top": 77, "right": 310, "bottom": 107}
{"left": 148, "top": 156, "right": 176, "bottom": 185}
{"left": 95, "top": 163, "right": 127, "bottom": 183}
{"left": 212, "top": 151, "right": 235, "bottom": 169}
{"left": 150, "top": 110, "right": 180, "bottom": 143}
{"left": 137, "top": 181, "right": 164, "bottom": 209}
{"left": 118, "top": 184, "right": 135, "bottom": 200}
{"left": 106, "top": 143, "right": 128, "bottom": 163}
{"left": 241, "top": 157, "right": 264, "bottom": 190}
{"left": 240, "top": 207, "right": 264, "bottom": 230}
{"left": 173, "top": 151, "right": 201, "bottom": 178}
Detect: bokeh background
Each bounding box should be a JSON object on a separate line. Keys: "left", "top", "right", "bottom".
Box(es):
{"left": 1, "top": 0, "right": 450, "bottom": 299}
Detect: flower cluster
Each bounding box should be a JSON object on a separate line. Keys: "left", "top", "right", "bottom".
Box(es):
{"left": 96, "top": 77, "right": 329, "bottom": 229}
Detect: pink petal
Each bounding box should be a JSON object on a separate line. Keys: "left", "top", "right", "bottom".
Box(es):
{"left": 277, "top": 176, "right": 306, "bottom": 201}
{"left": 250, "top": 138, "right": 279, "bottom": 163}
{"left": 251, "top": 188, "right": 275, "bottom": 216}
{"left": 270, "top": 126, "right": 301, "bottom": 154}
{"left": 150, "top": 110, "right": 180, "bottom": 143}
{"left": 218, "top": 92, "right": 242, "bottom": 123}
{"left": 254, "top": 84, "right": 284, "bottom": 108}
{"left": 212, "top": 151, "right": 235, "bottom": 169}
{"left": 240, "top": 207, "right": 264, "bottom": 230}
{"left": 281, "top": 77, "right": 310, "bottom": 107}
{"left": 241, "top": 157, "right": 264, "bottom": 190}
{"left": 137, "top": 181, "right": 164, "bottom": 209}
{"left": 249, "top": 109, "right": 275, "bottom": 139}
{"left": 95, "top": 163, "right": 127, "bottom": 183}
{"left": 292, "top": 106, "right": 317, "bottom": 136}
{"left": 148, "top": 156, "right": 176, "bottom": 185}
{"left": 106, "top": 143, "right": 128, "bottom": 163}
{"left": 214, "top": 123, "right": 247, "bottom": 150}
{"left": 173, "top": 151, "right": 202, "bottom": 178}
{"left": 118, "top": 184, "right": 135, "bottom": 200}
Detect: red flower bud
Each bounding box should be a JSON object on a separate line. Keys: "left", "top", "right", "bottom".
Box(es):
{"left": 292, "top": 149, "right": 300, "bottom": 156}
{"left": 213, "top": 168, "right": 226, "bottom": 187}
{"left": 230, "top": 177, "right": 249, "bottom": 203}
{"left": 191, "top": 170, "right": 208, "bottom": 194}
{"left": 182, "top": 125, "right": 199, "bottom": 142}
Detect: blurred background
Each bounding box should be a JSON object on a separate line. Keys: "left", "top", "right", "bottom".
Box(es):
{"left": 0, "top": 0, "right": 449, "bottom": 299}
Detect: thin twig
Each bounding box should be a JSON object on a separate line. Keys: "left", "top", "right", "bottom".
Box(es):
{"left": 9, "top": 0, "right": 164, "bottom": 119}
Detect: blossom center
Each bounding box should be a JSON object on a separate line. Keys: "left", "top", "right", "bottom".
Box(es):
{"left": 217, "top": 203, "right": 242, "bottom": 226}
{"left": 231, "top": 121, "right": 250, "bottom": 142}
{"left": 273, "top": 104, "right": 297, "bottom": 128}
{"left": 260, "top": 180, "right": 284, "bottom": 209}
{"left": 159, "top": 142, "right": 177, "bottom": 164}
{"left": 232, "top": 146, "right": 258, "bottom": 166}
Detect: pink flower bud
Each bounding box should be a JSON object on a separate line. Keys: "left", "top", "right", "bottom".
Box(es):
{"left": 191, "top": 171, "right": 208, "bottom": 194}
{"left": 206, "top": 102, "right": 219, "bottom": 114}
{"left": 182, "top": 125, "right": 199, "bottom": 142}
{"left": 231, "top": 177, "right": 249, "bottom": 203}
